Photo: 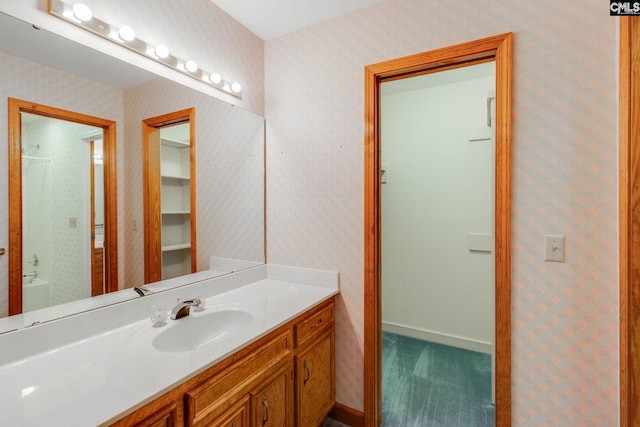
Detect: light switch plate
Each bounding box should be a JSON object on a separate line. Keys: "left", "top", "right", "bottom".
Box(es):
{"left": 544, "top": 234, "right": 565, "bottom": 262}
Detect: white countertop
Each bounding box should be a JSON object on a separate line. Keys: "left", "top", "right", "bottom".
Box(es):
{"left": 0, "top": 264, "right": 339, "bottom": 427}
{"left": 0, "top": 269, "right": 232, "bottom": 334}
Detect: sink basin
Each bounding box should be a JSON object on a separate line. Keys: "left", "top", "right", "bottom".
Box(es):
{"left": 152, "top": 309, "right": 253, "bottom": 353}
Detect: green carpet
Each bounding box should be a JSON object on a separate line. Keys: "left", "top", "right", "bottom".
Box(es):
{"left": 382, "top": 331, "right": 495, "bottom": 426}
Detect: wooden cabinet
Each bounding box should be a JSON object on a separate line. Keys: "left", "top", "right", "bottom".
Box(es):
{"left": 295, "top": 333, "right": 334, "bottom": 427}
{"left": 133, "top": 403, "right": 179, "bottom": 427}
{"left": 215, "top": 396, "right": 249, "bottom": 427}
{"left": 110, "top": 298, "right": 335, "bottom": 427}
{"left": 294, "top": 304, "right": 335, "bottom": 427}
{"left": 91, "top": 247, "right": 104, "bottom": 296}
{"left": 250, "top": 363, "right": 293, "bottom": 426}
{"left": 184, "top": 331, "right": 291, "bottom": 426}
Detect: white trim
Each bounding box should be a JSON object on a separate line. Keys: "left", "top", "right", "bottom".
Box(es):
{"left": 382, "top": 320, "right": 492, "bottom": 354}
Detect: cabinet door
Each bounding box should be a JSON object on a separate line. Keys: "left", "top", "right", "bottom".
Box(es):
{"left": 251, "top": 364, "right": 293, "bottom": 427}
{"left": 295, "top": 332, "right": 335, "bottom": 427}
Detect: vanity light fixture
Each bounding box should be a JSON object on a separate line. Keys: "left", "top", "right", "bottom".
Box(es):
{"left": 71, "top": 3, "right": 92, "bottom": 22}
{"left": 231, "top": 82, "right": 242, "bottom": 94}
{"left": 184, "top": 59, "right": 198, "bottom": 73}
{"left": 117, "top": 25, "right": 135, "bottom": 42}
{"left": 154, "top": 44, "right": 169, "bottom": 59}
{"left": 209, "top": 72, "right": 222, "bottom": 85}
{"left": 48, "top": 0, "right": 243, "bottom": 98}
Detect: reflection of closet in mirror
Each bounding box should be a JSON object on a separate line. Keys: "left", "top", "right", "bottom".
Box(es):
{"left": 8, "top": 98, "right": 118, "bottom": 315}
{"left": 143, "top": 108, "right": 196, "bottom": 282}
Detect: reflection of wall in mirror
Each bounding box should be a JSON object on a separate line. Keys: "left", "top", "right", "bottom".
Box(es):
{"left": 0, "top": 50, "right": 125, "bottom": 318}
{"left": 123, "top": 77, "right": 265, "bottom": 287}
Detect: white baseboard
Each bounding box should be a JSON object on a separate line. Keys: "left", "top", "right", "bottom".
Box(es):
{"left": 382, "top": 321, "right": 492, "bottom": 354}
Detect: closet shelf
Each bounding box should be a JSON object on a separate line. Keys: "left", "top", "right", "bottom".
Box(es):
{"left": 160, "top": 138, "right": 189, "bottom": 148}
{"left": 161, "top": 174, "right": 190, "bottom": 182}
{"left": 162, "top": 210, "right": 190, "bottom": 215}
{"left": 162, "top": 243, "right": 191, "bottom": 252}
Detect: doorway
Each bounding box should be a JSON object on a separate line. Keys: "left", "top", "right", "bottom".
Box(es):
{"left": 380, "top": 61, "right": 496, "bottom": 425}
{"left": 363, "top": 33, "right": 513, "bottom": 427}
{"left": 142, "top": 108, "right": 197, "bottom": 283}
{"left": 8, "top": 98, "right": 118, "bottom": 314}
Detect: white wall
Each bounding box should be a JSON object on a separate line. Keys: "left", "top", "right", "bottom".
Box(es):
{"left": 381, "top": 63, "right": 495, "bottom": 352}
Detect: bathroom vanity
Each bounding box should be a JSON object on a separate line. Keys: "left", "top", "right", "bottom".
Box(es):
{"left": 112, "top": 298, "right": 335, "bottom": 427}
{"left": 0, "top": 265, "right": 338, "bottom": 427}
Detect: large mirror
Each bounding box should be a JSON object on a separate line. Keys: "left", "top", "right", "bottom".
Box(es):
{"left": 0, "top": 11, "right": 265, "bottom": 331}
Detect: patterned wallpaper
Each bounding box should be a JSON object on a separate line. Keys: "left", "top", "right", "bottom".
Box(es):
{"left": 0, "top": 0, "right": 621, "bottom": 423}
{"left": 265, "top": 0, "right": 618, "bottom": 423}
{"left": 0, "top": 51, "right": 124, "bottom": 317}
{"left": 123, "top": 77, "right": 265, "bottom": 287}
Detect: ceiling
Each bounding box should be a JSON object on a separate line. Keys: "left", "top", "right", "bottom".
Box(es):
{"left": 210, "top": 0, "right": 386, "bottom": 40}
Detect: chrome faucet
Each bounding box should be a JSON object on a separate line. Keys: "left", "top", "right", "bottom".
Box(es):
{"left": 170, "top": 298, "right": 204, "bottom": 320}
{"left": 23, "top": 270, "right": 38, "bottom": 283}
{"left": 133, "top": 285, "right": 153, "bottom": 297}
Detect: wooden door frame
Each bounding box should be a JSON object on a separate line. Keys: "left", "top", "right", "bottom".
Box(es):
{"left": 619, "top": 16, "right": 639, "bottom": 427}
{"left": 142, "top": 107, "right": 197, "bottom": 283}
{"left": 8, "top": 98, "right": 118, "bottom": 314}
{"left": 363, "top": 33, "right": 513, "bottom": 426}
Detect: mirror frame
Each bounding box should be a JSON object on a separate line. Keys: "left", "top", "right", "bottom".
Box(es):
{"left": 8, "top": 97, "right": 118, "bottom": 315}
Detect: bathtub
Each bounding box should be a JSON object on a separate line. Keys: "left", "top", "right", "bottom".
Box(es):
{"left": 22, "top": 278, "right": 51, "bottom": 312}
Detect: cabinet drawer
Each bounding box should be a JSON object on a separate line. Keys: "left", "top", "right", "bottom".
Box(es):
{"left": 206, "top": 395, "right": 249, "bottom": 427}
{"left": 133, "top": 402, "right": 178, "bottom": 427}
{"left": 185, "top": 331, "right": 291, "bottom": 426}
{"left": 294, "top": 303, "right": 334, "bottom": 348}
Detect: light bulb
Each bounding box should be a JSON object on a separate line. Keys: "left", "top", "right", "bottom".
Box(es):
{"left": 185, "top": 60, "right": 198, "bottom": 73}
{"left": 154, "top": 44, "right": 169, "bottom": 59}
{"left": 72, "top": 3, "right": 93, "bottom": 22}
{"left": 209, "top": 73, "right": 222, "bottom": 85}
{"left": 230, "top": 82, "right": 242, "bottom": 93}
{"left": 118, "top": 25, "right": 135, "bottom": 42}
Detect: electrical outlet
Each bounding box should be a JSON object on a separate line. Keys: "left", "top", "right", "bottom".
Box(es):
{"left": 544, "top": 234, "right": 565, "bottom": 262}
